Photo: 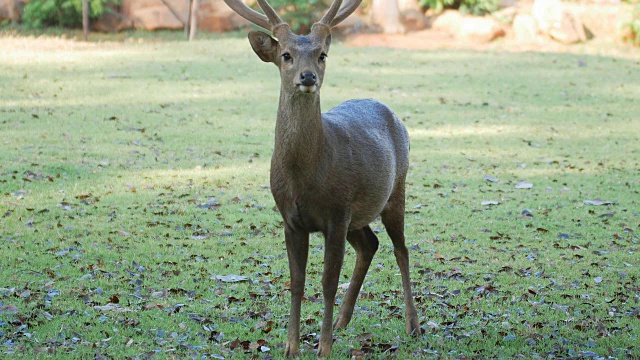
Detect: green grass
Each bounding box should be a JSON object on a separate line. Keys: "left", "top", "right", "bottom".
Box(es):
{"left": 1, "top": 30, "right": 639, "bottom": 359}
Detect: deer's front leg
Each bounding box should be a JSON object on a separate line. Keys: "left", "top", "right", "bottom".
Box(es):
{"left": 284, "top": 226, "right": 309, "bottom": 357}
{"left": 317, "top": 220, "right": 348, "bottom": 358}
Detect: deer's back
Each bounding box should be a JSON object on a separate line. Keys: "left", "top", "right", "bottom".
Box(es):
{"left": 322, "top": 98, "right": 409, "bottom": 229}
{"left": 323, "top": 98, "right": 409, "bottom": 167}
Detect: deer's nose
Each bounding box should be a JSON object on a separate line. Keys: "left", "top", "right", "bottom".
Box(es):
{"left": 300, "top": 72, "right": 317, "bottom": 86}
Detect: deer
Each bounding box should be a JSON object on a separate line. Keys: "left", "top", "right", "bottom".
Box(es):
{"left": 222, "top": 0, "right": 421, "bottom": 356}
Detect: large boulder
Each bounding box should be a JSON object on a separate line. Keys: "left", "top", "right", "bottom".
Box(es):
{"left": 93, "top": 12, "right": 134, "bottom": 32}
{"left": 458, "top": 16, "right": 506, "bottom": 43}
{"left": 532, "top": 0, "right": 562, "bottom": 35}
{"left": 512, "top": 14, "right": 539, "bottom": 42}
{"left": 132, "top": 5, "right": 183, "bottom": 30}
{"left": 548, "top": 10, "right": 587, "bottom": 44}
{"left": 122, "top": 0, "right": 185, "bottom": 30}
{"left": 433, "top": 11, "right": 505, "bottom": 43}
{"left": 0, "top": 0, "right": 21, "bottom": 22}
{"left": 401, "top": 8, "right": 428, "bottom": 31}
{"left": 197, "top": 0, "right": 248, "bottom": 32}
{"left": 431, "top": 10, "right": 464, "bottom": 33}
{"left": 532, "top": 0, "right": 588, "bottom": 44}
{"left": 122, "top": 0, "right": 248, "bottom": 32}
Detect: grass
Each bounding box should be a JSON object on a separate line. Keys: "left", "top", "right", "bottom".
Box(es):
{"left": 1, "top": 29, "right": 639, "bottom": 359}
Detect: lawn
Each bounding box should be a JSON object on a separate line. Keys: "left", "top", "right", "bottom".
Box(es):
{"left": 0, "top": 30, "right": 639, "bottom": 359}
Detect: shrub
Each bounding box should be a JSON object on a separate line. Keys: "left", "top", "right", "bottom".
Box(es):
{"left": 22, "top": 0, "right": 120, "bottom": 29}
{"left": 622, "top": 4, "right": 640, "bottom": 46}
{"left": 260, "top": 0, "right": 332, "bottom": 33}
{"left": 420, "top": 0, "right": 500, "bottom": 16}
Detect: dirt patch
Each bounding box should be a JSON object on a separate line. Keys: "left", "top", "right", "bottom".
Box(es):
{"left": 345, "top": 28, "right": 639, "bottom": 58}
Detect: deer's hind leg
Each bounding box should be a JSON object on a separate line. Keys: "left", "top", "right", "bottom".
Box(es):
{"left": 381, "top": 185, "right": 421, "bottom": 335}
{"left": 333, "top": 226, "right": 379, "bottom": 330}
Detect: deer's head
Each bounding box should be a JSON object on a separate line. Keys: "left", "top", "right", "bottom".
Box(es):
{"left": 224, "top": 0, "right": 362, "bottom": 94}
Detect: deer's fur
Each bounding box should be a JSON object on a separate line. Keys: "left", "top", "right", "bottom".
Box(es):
{"left": 223, "top": 0, "right": 421, "bottom": 356}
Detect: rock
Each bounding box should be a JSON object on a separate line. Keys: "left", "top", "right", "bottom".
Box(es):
{"left": 432, "top": 11, "right": 505, "bottom": 43}
{"left": 0, "top": 0, "right": 21, "bottom": 22}
{"left": 458, "top": 16, "right": 506, "bottom": 43}
{"left": 512, "top": 14, "right": 539, "bottom": 42}
{"left": 92, "top": 11, "right": 134, "bottom": 32}
{"left": 532, "top": 0, "right": 563, "bottom": 35}
{"left": 122, "top": 0, "right": 251, "bottom": 32}
{"left": 431, "top": 10, "right": 464, "bottom": 33}
{"left": 563, "top": 2, "right": 629, "bottom": 39}
{"left": 132, "top": 5, "right": 183, "bottom": 30}
{"left": 122, "top": 0, "right": 184, "bottom": 17}
{"left": 401, "top": 9, "right": 428, "bottom": 31}
{"left": 532, "top": 0, "right": 590, "bottom": 44}
{"left": 548, "top": 10, "right": 587, "bottom": 44}
{"left": 197, "top": 0, "right": 248, "bottom": 32}
{"left": 492, "top": 7, "right": 517, "bottom": 25}
{"left": 121, "top": 0, "right": 186, "bottom": 31}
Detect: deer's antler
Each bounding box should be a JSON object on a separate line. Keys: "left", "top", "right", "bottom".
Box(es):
{"left": 225, "top": 0, "right": 363, "bottom": 32}
{"left": 222, "top": 0, "right": 283, "bottom": 31}
{"left": 318, "top": 0, "right": 343, "bottom": 26}
{"left": 330, "top": 0, "right": 362, "bottom": 27}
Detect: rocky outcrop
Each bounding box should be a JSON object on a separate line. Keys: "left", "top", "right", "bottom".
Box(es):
{"left": 196, "top": 0, "right": 247, "bottom": 32}
{"left": 432, "top": 10, "right": 506, "bottom": 43}
{"left": 0, "top": 0, "right": 21, "bottom": 23}
{"left": 512, "top": 14, "right": 538, "bottom": 42}
{"left": 121, "top": 0, "right": 246, "bottom": 32}
{"left": 532, "top": 0, "right": 588, "bottom": 44}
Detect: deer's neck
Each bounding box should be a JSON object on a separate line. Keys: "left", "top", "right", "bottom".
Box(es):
{"left": 274, "top": 90, "right": 325, "bottom": 174}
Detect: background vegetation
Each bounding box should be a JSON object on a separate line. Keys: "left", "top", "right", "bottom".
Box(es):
{"left": 21, "top": 0, "right": 120, "bottom": 29}
{"left": 622, "top": 3, "right": 640, "bottom": 46}
{"left": 419, "top": 0, "right": 500, "bottom": 16}
{"left": 0, "top": 32, "right": 639, "bottom": 358}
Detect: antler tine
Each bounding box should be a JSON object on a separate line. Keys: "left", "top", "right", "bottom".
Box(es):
{"left": 330, "top": 0, "right": 362, "bottom": 27}
{"left": 319, "top": 0, "right": 343, "bottom": 26}
{"left": 256, "top": 0, "right": 284, "bottom": 27}
{"left": 223, "top": 0, "right": 271, "bottom": 30}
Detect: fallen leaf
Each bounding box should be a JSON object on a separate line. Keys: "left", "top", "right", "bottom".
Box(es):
{"left": 584, "top": 200, "right": 613, "bottom": 206}
{"left": 515, "top": 181, "right": 533, "bottom": 189}
{"left": 215, "top": 274, "right": 248, "bottom": 283}
{"left": 93, "top": 303, "right": 121, "bottom": 312}
{"left": 143, "top": 303, "right": 164, "bottom": 311}
{"left": 0, "top": 304, "right": 19, "bottom": 314}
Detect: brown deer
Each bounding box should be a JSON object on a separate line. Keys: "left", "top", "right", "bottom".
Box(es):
{"left": 222, "top": 0, "right": 421, "bottom": 356}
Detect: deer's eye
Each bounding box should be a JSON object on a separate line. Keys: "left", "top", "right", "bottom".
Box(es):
{"left": 319, "top": 53, "right": 327, "bottom": 63}
{"left": 282, "top": 53, "right": 292, "bottom": 62}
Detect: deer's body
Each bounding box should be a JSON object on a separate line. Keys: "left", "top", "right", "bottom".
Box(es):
{"left": 272, "top": 98, "right": 409, "bottom": 233}
{"left": 223, "top": 0, "right": 421, "bottom": 356}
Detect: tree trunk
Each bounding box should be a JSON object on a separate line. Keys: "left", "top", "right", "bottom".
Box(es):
{"left": 398, "top": 0, "right": 421, "bottom": 12}
{"left": 372, "top": 0, "right": 406, "bottom": 34}
{"left": 189, "top": 0, "right": 199, "bottom": 41}
{"left": 184, "top": 0, "right": 192, "bottom": 39}
{"left": 82, "top": 0, "right": 89, "bottom": 41}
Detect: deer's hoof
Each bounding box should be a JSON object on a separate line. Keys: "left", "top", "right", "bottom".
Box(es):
{"left": 407, "top": 317, "right": 423, "bottom": 336}
{"left": 316, "top": 342, "right": 332, "bottom": 358}
{"left": 284, "top": 342, "right": 299, "bottom": 357}
{"left": 333, "top": 317, "right": 348, "bottom": 331}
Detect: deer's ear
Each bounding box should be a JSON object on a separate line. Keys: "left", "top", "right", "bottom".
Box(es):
{"left": 248, "top": 31, "right": 278, "bottom": 63}
{"left": 324, "top": 34, "right": 332, "bottom": 53}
